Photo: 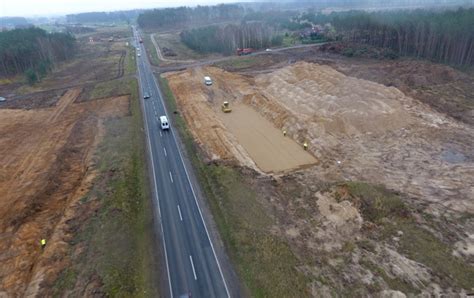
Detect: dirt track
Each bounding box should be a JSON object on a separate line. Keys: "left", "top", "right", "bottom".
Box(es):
{"left": 0, "top": 90, "right": 129, "bottom": 296}
{"left": 165, "top": 62, "right": 474, "bottom": 212}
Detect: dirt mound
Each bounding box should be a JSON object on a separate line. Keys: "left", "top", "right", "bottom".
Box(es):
{"left": 0, "top": 89, "right": 130, "bottom": 296}
{"left": 256, "top": 62, "right": 411, "bottom": 136}
{"left": 166, "top": 62, "right": 474, "bottom": 213}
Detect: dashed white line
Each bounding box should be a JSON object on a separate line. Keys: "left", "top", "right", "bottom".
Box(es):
{"left": 177, "top": 205, "right": 183, "bottom": 221}
{"left": 189, "top": 255, "right": 197, "bottom": 280}
{"left": 159, "top": 131, "right": 162, "bottom": 137}
{"left": 163, "top": 147, "right": 167, "bottom": 156}
{"left": 169, "top": 171, "right": 174, "bottom": 183}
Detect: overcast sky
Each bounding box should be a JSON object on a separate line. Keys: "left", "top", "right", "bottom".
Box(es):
{"left": 0, "top": 0, "right": 245, "bottom": 17}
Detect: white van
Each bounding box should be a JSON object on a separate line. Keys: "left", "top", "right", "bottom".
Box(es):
{"left": 160, "top": 116, "right": 169, "bottom": 130}
{"left": 204, "top": 76, "right": 212, "bottom": 86}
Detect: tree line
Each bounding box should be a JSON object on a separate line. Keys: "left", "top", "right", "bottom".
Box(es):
{"left": 66, "top": 10, "right": 141, "bottom": 24}
{"left": 300, "top": 8, "right": 474, "bottom": 65}
{"left": 137, "top": 4, "right": 245, "bottom": 29}
{"left": 0, "top": 27, "right": 76, "bottom": 81}
{"left": 0, "top": 17, "right": 30, "bottom": 28}
{"left": 180, "top": 22, "right": 282, "bottom": 55}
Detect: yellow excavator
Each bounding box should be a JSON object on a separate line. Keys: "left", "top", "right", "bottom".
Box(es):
{"left": 221, "top": 101, "right": 232, "bottom": 113}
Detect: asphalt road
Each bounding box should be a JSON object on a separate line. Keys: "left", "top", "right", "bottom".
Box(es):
{"left": 132, "top": 27, "right": 230, "bottom": 298}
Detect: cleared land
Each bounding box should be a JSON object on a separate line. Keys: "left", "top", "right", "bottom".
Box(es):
{"left": 0, "top": 89, "right": 128, "bottom": 296}
{"left": 218, "top": 104, "right": 316, "bottom": 172}
{"left": 165, "top": 62, "right": 473, "bottom": 210}
{"left": 164, "top": 58, "right": 474, "bottom": 295}
{"left": 0, "top": 26, "right": 156, "bottom": 297}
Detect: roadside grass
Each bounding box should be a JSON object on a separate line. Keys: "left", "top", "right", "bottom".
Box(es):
{"left": 159, "top": 76, "right": 309, "bottom": 297}
{"left": 89, "top": 77, "right": 134, "bottom": 99}
{"left": 53, "top": 78, "right": 158, "bottom": 297}
{"left": 282, "top": 35, "right": 299, "bottom": 47}
{"left": 126, "top": 46, "right": 137, "bottom": 75}
{"left": 143, "top": 34, "right": 160, "bottom": 66}
{"left": 216, "top": 56, "right": 261, "bottom": 69}
{"left": 346, "top": 182, "right": 474, "bottom": 291}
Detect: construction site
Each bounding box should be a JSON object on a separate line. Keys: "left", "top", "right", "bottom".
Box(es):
{"left": 163, "top": 51, "right": 474, "bottom": 295}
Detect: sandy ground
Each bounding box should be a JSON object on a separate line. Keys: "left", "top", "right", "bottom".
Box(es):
{"left": 0, "top": 89, "right": 129, "bottom": 296}
{"left": 165, "top": 68, "right": 316, "bottom": 173}
{"left": 165, "top": 62, "right": 474, "bottom": 213}
{"left": 218, "top": 104, "right": 316, "bottom": 172}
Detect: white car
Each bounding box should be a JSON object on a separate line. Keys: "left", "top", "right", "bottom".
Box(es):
{"left": 265, "top": 48, "right": 272, "bottom": 52}
{"left": 204, "top": 76, "right": 212, "bottom": 86}
{"left": 160, "top": 116, "right": 169, "bottom": 130}
{"left": 0, "top": 97, "right": 5, "bottom": 102}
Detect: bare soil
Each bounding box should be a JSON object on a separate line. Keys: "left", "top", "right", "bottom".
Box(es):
{"left": 165, "top": 57, "right": 474, "bottom": 295}
{"left": 0, "top": 89, "right": 130, "bottom": 296}
{"left": 218, "top": 104, "right": 316, "bottom": 173}
{"left": 165, "top": 63, "right": 473, "bottom": 211}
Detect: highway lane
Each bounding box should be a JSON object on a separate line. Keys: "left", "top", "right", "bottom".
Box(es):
{"left": 132, "top": 27, "right": 230, "bottom": 298}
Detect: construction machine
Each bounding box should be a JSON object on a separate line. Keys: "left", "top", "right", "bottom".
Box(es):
{"left": 221, "top": 101, "right": 232, "bottom": 113}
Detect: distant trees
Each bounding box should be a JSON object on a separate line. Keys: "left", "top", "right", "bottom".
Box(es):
{"left": 66, "top": 11, "right": 140, "bottom": 23}
{"left": 180, "top": 22, "right": 282, "bottom": 55}
{"left": 301, "top": 8, "right": 474, "bottom": 65}
{"left": 0, "top": 27, "right": 76, "bottom": 80}
{"left": 137, "top": 4, "right": 245, "bottom": 29}
{"left": 0, "top": 17, "right": 30, "bottom": 28}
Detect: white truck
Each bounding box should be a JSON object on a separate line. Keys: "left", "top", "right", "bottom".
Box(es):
{"left": 160, "top": 116, "right": 169, "bottom": 130}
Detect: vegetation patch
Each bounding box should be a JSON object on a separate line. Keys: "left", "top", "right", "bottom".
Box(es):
{"left": 89, "top": 77, "right": 135, "bottom": 99}
{"left": 345, "top": 182, "right": 474, "bottom": 291}
{"left": 143, "top": 34, "right": 159, "bottom": 66}
{"left": 159, "top": 76, "right": 309, "bottom": 297}
{"left": 53, "top": 79, "right": 158, "bottom": 297}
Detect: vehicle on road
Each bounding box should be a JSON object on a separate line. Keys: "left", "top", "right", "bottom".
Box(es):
{"left": 0, "top": 97, "right": 5, "bottom": 102}
{"left": 160, "top": 116, "right": 170, "bottom": 130}
{"left": 137, "top": 53, "right": 141, "bottom": 57}
{"left": 204, "top": 76, "right": 212, "bottom": 85}
{"left": 143, "top": 93, "right": 150, "bottom": 99}
{"left": 236, "top": 47, "right": 254, "bottom": 56}
{"left": 265, "top": 48, "right": 272, "bottom": 52}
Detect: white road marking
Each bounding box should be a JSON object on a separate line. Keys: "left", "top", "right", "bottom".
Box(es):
{"left": 159, "top": 131, "right": 162, "bottom": 137}
{"left": 169, "top": 171, "right": 173, "bottom": 183}
{"left": 163, "top": 147, "right": 167, "bottom": 156}
{"left": 189, "top": 255, "right": 198, "bottom": 280}
{"left": 177, "top": 205, "right": 183, "bottom": 221}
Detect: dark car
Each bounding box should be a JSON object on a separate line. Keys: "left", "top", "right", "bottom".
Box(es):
{"left": 143, "top": 93, "right": 150, "bottom": 99}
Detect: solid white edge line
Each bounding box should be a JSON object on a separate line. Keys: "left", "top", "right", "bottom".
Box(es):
{"left": 177, "top": 204, "right": 183, "bottom": 221}
{"left": 135, "top": 31, "right": 174, "bottom": 298}
{"left": 163, "top": 147, "right": 167, "bottom": 156}
{"left": 189, "top": 255, "right": 198, "bottom": 280}
{"left": 150, "top": 57, "right": 231, "bottom": 297}
{"left": 169, "top": 171, "right": 174, "bottom": 183}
